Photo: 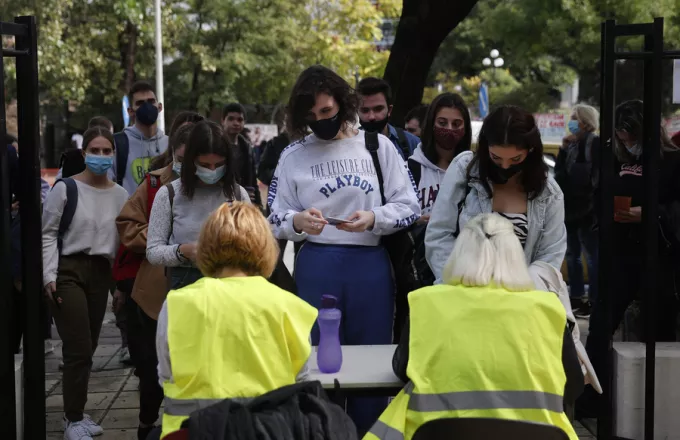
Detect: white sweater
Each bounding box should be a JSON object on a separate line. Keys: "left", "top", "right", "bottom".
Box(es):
{"left": 267, "top": 131, "right": 421, "bottom": 245}
{"left": 42, "top": 180, "right": 129, "bottom": 286}
{"left": 409, "top": 144, "right": 447, "bottom": 216}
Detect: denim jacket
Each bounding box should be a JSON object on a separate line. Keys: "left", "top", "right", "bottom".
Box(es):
{"left": 425, "top": 151, "right": 567, "bottom": 283}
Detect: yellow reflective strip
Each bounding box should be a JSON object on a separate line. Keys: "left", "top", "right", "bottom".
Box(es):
{"left": 368, "top": 420, "right": 405, "bottom": 440}
{"left": 163, "top": 396, "right": 251, "bottom": 416}
{"left": 408, "top": 390, "right": 563, "bottom": 413}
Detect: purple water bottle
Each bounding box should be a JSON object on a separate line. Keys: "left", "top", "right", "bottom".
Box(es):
{"left": 317, "top": 295, "right": 343, "bottom": 374}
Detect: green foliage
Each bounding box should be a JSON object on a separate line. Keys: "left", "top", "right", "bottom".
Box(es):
{"left": 428, "top": 0, "right": 680, "bottom": 112}
{"left": 2, "top": 0, "right": 400, "bottom": 122}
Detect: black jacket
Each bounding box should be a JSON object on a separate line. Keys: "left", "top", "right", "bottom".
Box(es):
{"left": 393, "top": 316, "right": 584, "bottom": 407}
{"left": 185, "top": 381, "right": 357, "bottom": 440}
{"left": 554, "top": 133, "right": 599, "bottom": 223}
{"left": 258, "top": 132, "right": 290, "bottom": 186}
{"left": 234, "top": 134, "right": 262, "bottom": 208}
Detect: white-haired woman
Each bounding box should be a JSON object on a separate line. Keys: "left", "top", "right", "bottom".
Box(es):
{"left": 554, "top": 103, "right": 600, "bottom": 318}
{"left": 368, "top": 214, "right": 581, "bottom": 440}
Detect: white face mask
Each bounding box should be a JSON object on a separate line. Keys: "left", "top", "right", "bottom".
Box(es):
{"left": 195, "top": 164, "right": 226, "bottom": 184}
{"left": 625, "top": 143, "right": 642, "bottom": 157}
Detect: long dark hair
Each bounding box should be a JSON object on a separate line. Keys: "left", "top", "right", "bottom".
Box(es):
{"left": 287, "top": 65, "right": 358, "bottom": 140}
{"left": 614, "top": 99, "right": 678, "bottom": 162}
{"left": 181, "top": 120, "right": 237, "bottom": 200}
{"left": 149, "top": 124, "right": 194, "bottom": 171}
{"left": 421, "top": 93, "right": 472, "bottom": 163}
{"left": 468, "top": 105, "right": 547, "bottom": 199}
{"left": 149, "top": 111, "right": 205, "bottom": 170}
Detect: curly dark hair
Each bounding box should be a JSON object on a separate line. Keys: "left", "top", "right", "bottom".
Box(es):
{"left": 467, "top": 105, "right": 547, "bottom": 199}
{"left": 287, "top": 65, "right": 358, "bottom": 140}
{"left": 180, "top": 120, "right": 237, "bottom": 200}
{"left": 421, "top": 93, "right": 472, "bottom": 164}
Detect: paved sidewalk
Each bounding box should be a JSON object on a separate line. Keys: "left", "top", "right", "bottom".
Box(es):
{"left": 45, "top": 310, "right": 151, "bottom": 440}
{"left": 43, "top": 298, "right": 596, "bottom": 440}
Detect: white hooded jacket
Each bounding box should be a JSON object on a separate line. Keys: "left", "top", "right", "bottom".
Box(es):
{"left": 409, "top": 144, "right": 447, "bottom": 216}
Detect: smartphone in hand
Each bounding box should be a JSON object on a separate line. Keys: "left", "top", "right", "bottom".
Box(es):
{"left": 325, "top": 216, "right": 353, "bottom": 226}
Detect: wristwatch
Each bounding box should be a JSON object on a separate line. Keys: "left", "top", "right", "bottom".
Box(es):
{"left": 175, "top": 244, "right": 187, "bottom": 262}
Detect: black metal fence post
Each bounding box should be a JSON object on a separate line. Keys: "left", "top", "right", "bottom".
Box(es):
{"left": 640, "top": 17, "right": 664, "bottom": 440}
{"left": 597, "top": 19, "right": 617, "bottom": 440}
{"left": 598, "top": 16, "right": 680, "bottom": 440}
{"left": 15, "top": 15, "right": 46, "bottom": 439}
{"left": 0, "top": 42, "right": 16, "bottom": 438}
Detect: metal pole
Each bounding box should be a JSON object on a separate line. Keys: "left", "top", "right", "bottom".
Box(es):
{"left": 15, "top": 15, "right": 46, "bottom": 439}
{"left": 641, "top": 17, "right": 663, "bottom": 440}
{"left": 0, "top": 39, "right": 17, "bottom": 439}
{"left": 154, "top": 0, "right": 165, "bottom": 132}
{"left": 597, "top": 19, "right": 616, "bottom": 440}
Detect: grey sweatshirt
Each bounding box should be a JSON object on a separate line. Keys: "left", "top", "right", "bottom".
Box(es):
{"left": 146, "top": 179, "right": 251, "bottom": 267}
{"left": 115, "top": 125, "right": 169, "bottom": 195}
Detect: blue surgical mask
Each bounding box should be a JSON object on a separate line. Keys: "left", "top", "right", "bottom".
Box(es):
{"left": 195, "top": 164, "right": 226, "bottom": 184}
{"left": 625, "top": 143, "right": 642, "bottom": 157}
{"left": 172, "top": 161, "right": 182, "bottom": 175}
{"left": 567, "top": 120, "right": 580, "bottom": 135}
{"left": 85, "top": 154, "right": 114, "bottom": 175}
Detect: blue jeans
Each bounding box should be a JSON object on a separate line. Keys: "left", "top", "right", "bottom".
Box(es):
{"left": 168, "top": 267, "right": 203, "bottom": 290}
{"left": 565, "top": 218, "right": 598, "bottom": 303}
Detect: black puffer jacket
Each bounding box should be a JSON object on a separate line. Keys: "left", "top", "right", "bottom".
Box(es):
{"left": 185, "top": 381, "right": 357, "bottom": 440}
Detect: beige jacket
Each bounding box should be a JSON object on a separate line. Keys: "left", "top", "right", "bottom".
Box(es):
{"left": 116, "top": 165, "right": 176, "bottom": 319}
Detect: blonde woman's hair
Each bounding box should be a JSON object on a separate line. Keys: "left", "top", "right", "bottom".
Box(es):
{"left": 572, "top": 103, "right": 600, "bottom": 133}
{"left": 197, "top": 202, "right": 279, "bottom": 278}
{"left": 442, "top": 213, "right": 534, "bottom": 291}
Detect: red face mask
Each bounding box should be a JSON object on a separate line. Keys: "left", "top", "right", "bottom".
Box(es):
{"left": 434, "top": 126, "right": 465, "bottom": 151}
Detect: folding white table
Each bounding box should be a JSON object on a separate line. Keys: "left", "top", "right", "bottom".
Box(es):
{"left": 308, "top": 345, "right": 405, "bottom": 398}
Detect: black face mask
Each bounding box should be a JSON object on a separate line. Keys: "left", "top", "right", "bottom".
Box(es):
{"left": 360, "top": 116, "right": 389, "bottom": 134}
{"left": 135, "top": 101, "right": 159, "bottom": 126}
{"left": 308, "top": 112, "right": 342, "bottom": 140}
{"left": 488, "top": 160, "right": 526, "bottom": 184}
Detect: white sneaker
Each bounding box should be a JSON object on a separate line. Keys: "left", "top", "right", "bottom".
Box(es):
{"left": 63, "top": 415, "right": 103, "bottom": 437}
{"left": 82, "top": 414, "right": 104, "bottom": 436}
{"left": 63, "top": 420, "right": 93, "bottom": 440}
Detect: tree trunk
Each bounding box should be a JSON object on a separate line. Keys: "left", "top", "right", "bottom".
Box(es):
{"left": 119, "top": 20, "right": 138, "bottom": 95}
{"left": 384, "top": 0, "right": 479, "bottom": 125}
{"left": 189, "top": 63, "right": 201, "bottom": 111}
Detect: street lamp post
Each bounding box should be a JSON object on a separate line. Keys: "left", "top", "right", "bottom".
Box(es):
{"left": 154, "top": 0, "right": 165, "bottom": 131}
{"left": 482, "top": 49, "right": 504, "bottom": 85}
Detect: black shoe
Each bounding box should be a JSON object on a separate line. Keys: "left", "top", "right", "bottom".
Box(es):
{"left": 574, "top": 302, "right": 591, "bottom": 319}
{"left": 137, "top": 425, "right": 156, "bottom": 440}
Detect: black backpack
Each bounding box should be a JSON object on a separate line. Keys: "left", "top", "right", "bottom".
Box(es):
{"left": 364, "top": 132, "right": 429, "bottom": 343}
{"left": 52, "top": 178, "right": 79, "bottom": 254}
{"left": 395, "top": 127, "right": 411, "bottom": 159}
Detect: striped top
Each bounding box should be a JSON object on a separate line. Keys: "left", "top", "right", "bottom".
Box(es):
{"left": 496, "top": 212, "right": 528, "bottom": 246}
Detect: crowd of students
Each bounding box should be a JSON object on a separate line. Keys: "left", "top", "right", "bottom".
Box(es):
{"left": 3, "top": 61, "right": 675, "bottom": 440}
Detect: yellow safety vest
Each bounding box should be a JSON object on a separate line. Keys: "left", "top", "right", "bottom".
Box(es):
{"left": 365, "top": 284, "right": 578, "bottom": 440}
{"left": 161, "top": 276, "right": 318, "bottom": 439}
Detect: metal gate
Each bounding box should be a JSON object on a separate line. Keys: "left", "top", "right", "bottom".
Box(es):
{"left": 599, "top": 17, "right": 680, "bottom": 440}
{"left": 0, "top": 15, "right": 45, "bottom": 440}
